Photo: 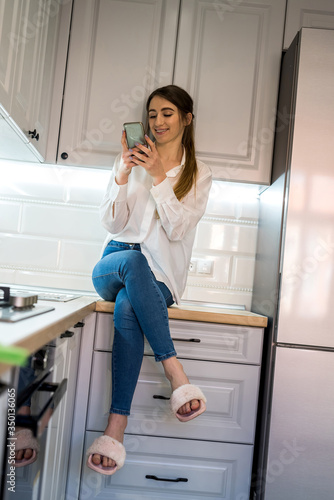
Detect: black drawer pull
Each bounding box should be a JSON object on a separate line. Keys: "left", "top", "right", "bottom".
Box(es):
{"left": 146, "top": 474, "right": 188, "bottom": 483}
{"left": 153, "top": 395, "right": 170, "bottom": 400}
{"left": 172, "top": 337, "right": 200, "bottom": 343}
{"left": 60, "top": 330, "right": 74, "bottom": 338}
{"left": 74, "top": 321, "right": 85, "bottom": 328}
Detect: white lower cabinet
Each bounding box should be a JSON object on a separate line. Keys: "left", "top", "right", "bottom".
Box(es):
{"left": 40, "top": 327, "right": 82, "bottom": 500}
{"left": 80, "top": 431, "right": 253, "bottom": 500}
{"left": 69, "top": 312, "right": 264, "bottom": 499}
{"left": 87, "top": 352, "right": 260, "bottom": 445}
{"left": 31, "top": 324, "right": 83, "bottom": 500}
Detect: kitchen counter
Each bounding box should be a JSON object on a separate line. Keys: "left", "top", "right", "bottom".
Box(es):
{"left": 95, "top": 300, "right": 268, "bottom": 328}
{"left": 0, "top": 296, "right": 96, "bottom": 376}
{"left": 0, "top": 296, "right": 267, "bottom": 377}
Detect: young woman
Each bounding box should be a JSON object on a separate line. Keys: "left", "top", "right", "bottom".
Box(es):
{"left": 87, "top": 85, "right": 212, "bottom": 475}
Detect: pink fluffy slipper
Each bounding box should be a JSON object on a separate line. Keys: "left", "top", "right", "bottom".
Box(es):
{"left": 170, "top": 384, "right": 207, "bottom": 422}
{"left": 14, "top": 429, "right": 39, "bottom": 467}
{"left": 86, "top": 435, "right": 126, "bottom": 475}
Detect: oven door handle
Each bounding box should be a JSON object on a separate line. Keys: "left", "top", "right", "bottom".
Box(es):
{"left": 16, "top": 378, "right": 68, "bottom": 437}
{"left": 16, "top": 367, "right": 53, "bottom": 409}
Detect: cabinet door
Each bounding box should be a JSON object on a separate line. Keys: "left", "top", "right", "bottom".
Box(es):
{"left": 10, "top": 0, "right": 64, "bottom": 158}
{"left": 65, "top": 313, "right": 98, "bottom": 500}
{"left": 58, "top": 0, "right": 180, "bottom": 167}
{"left": 284, "top": 0, "right": 334, "bottom": 49}
{"left": 94, "top": 313, "right": 264, "bottom": 365}
{"left": 174, "top": 0, "right": 286, "bottom": 184}
{"left": 49, "top": 330, "right": 82, "bottom": 500}
{"left": 0, "top": 0, "right": 22, "bottom": 113}
{"left": 38, "top": 336, "right": 68, "bottom": 500}
{"left": 39, "top": 330, "right": 81, "bottom": 500}
{"left": 81, "top": 431, "right": 254, "bottom": 500}
{"left": 87, "top": 352, "right": 261, "bottom": 444}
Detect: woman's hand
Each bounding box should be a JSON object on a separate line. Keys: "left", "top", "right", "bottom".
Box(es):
{"left": 116, "top": 131, "right": 139, "bottom": 185}
{"left": 131, "top": 135, "right": 167, "bottom": 186}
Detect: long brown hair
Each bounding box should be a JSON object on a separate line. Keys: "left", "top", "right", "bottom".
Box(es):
{"left": 146, "top": 85, "right": 197, "bottom": 201}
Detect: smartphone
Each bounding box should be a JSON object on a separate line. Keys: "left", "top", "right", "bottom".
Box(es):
{"left": 123, "top": 122, "right": 147, "bottom": 150}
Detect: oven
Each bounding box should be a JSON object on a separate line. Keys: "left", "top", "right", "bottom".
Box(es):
{"left": 0, "top": 338, "right": 68, "bottom": 500}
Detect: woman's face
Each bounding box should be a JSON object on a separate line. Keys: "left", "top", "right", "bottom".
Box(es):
{"left": 148, "top": 96, "right": 191, "bottom": 146}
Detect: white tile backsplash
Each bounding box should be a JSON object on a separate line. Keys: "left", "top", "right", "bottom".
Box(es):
{"left": 0, "top": 162, "right": 65, "bottom": 200}
{"left": 13, "top": 270, "right": 96, "bottom": 292}
{"left": 0, "top": 161, "right": 259, "bottom": 309}
{"left": 21, "top": 204, "right": 106, "bottom": 240}
{"left": 59, "top": 240, "right": 102, "bottom": 273}
{"left": 0, "top": 234, "right": 59, "bottom": 268}
{"left": 0, "top": 201, "right": 21, "bottom": 232}
{"left": 231, "top": 256, "right": 256, "bottom": 289}
{"left": 195, "top": 221, "right": 258, "bottom": 254}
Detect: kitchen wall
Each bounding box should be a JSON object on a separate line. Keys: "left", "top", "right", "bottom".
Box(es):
{"left": 0, "top": 159, "right": 259, "bottom": 309}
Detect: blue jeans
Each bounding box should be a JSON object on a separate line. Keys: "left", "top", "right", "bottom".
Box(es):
{"left": 92, "top": 241, "right": 177, "bottom": 416}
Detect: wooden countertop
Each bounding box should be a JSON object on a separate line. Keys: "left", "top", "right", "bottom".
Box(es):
{"left": 0, "top": 297, "right": 267, "bottom": 376}
{"left": 0, "top": 297, "right": 96, "bottom": 376}
{"left": 95, "top": 300, "right": 268, "bottom": 328}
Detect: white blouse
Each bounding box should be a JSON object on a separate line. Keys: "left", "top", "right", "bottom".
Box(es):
{"left": 99, "top": 152, "right": 212, "bottom": 304}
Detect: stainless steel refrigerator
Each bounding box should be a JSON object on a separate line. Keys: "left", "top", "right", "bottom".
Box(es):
{"left": 251, "top": 28, "right": 334, "bottom": 500}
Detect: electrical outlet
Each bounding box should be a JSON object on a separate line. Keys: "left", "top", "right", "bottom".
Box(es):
{"left": 189, "top": 259, "right": 197, "bottom": 274}
{"left": 197, "top": 259, "right": 214, "bottom": 275}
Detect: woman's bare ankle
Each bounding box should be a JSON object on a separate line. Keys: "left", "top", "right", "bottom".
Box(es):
{"left": 104, "top": 413, "right": 128, "bottom": 443}
{"left": 161, "top": 357, "right": 189, "bottom": 390}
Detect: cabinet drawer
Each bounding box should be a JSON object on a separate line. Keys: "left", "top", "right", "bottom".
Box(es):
{"left": 94, "top": 313, "right": 263, "bottom": 364}
{"left": 87, "top": 352, "right": 260, "bottom": 444}
{"left": 81, "top": 431, "right": 253, "bottom": 500}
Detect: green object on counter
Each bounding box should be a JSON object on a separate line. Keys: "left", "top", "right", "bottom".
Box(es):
{"left": 0, "top": 345, "right": 29, "bottom": 366}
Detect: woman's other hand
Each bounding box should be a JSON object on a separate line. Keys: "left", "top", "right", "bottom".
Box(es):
{"left": 131, "top": 135, "right": 167, "bottom": 186}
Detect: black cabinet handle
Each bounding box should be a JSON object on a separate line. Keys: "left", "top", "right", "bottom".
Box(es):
{"left": 153, "top": 395, "right": 170, "bottom": 400}
{"left": 60, "top": 330, "right": 74, "bottom": 338}
{"left": 171, "top": 337, "right": 201, "bottom": 343}
{"left": 74, "top": 321, "right": 85, "bottom": 328}
{"left": 61, "top": 152, "right": 68, "bottom": 160}
{"left": 146, "top": 474, "right": 188, "bottom": 483}
{"left": 28, "top": 129, "right": 39, "bottom": 141}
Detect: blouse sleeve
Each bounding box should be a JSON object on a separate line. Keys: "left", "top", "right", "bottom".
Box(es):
{"left": 99, "top": 155, "right": 130, "bottom": 234}
{"left": 150, "top": 163, "right": 212, "bottom": 241}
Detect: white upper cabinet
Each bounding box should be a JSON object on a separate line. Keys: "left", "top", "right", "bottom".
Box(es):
{"left": 11, "top": 0, "right": 62, "bottom": 158}
{"left": 0, "top": 0, "right": 21, "bottom": 114}
{"left": 58, "top": 0, "right": 286, "bottom": 184}
{"left": 284, "top": 0, "right": 334, "bottom": 49}
{"left": 174, "top": 0, "right": 286, "bottom": 184}
{"left": 0, "top": 0, "right": 71, "bottom": 160}
{"left": 57, "top": 0, "right": 180, "bottom": 167}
